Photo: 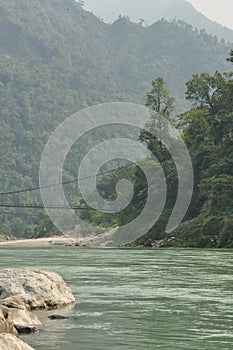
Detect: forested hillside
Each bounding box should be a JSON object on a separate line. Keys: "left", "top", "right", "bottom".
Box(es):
{"left": 166, "top": 58, "right": 233, "bottom": 248}
{"left": 84, "top": 54, "right": 233, "bottom": 248}
{"left": 0, "top": 0, "right": 231, "bottom": 239}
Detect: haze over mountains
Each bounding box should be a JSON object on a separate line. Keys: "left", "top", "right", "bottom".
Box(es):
{"left": 84, "top": 0, "right": 233, "bottom": 42}
{"left": 0, "top": 0, "right": 231, "bottom": 237}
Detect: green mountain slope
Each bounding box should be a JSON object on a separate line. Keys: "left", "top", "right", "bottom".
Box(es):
{"left": 0, "top": 0, "right": 231, "bottom": 238}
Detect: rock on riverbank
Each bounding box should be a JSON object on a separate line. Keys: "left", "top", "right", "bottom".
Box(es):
{"left": 0, "top": 333, "right": 35, "bottom": 350}
{"left": 0, "top": 306, "right": 18, "bottom": 336}
{"left": 0, "top": 269, "right": 75, "bottom": 349}
{"left": 0, "top": 269, "right": 75, "bottom": 310}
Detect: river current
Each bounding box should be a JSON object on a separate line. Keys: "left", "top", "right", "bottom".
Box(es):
{"left": 0, "top": 248, "right": 232, "bottom": 350}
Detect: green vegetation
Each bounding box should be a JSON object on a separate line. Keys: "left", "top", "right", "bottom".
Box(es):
{"left": 82, "top": 53, "right": 233, "bottom": 248}
{"left": 0, "top": 0, "right": 232, "bottom": 244}
{"left": 137, "top": 55, "right": 233, "bottom": 247}
{"left": 165, "top": 54, "right": 233, "bottom": 248}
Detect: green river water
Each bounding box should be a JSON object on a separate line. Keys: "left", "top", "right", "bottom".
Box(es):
{"left": 0, "top": 248, "right": 232, "bottom": 350}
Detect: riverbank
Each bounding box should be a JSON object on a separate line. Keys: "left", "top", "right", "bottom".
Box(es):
{"left": 0, "top": 236, "right": 74, "bottom": 248}
{"left": 0, "top": 236, "right": 78, "bottom": 248}
{"left": 0, "top": 268, "right": 75, "bottom": 350}
{"left": 0, "top": 227, "right": 118, "bottom": 248}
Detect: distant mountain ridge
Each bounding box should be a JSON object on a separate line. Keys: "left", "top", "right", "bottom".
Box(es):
{"left": 161, "top": 0, "right": 233, "bottom": 43}
{"left": 84, "top": 0, "right": 233, "bottom": 42}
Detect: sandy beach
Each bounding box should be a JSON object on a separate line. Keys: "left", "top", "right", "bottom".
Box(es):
{"left": 0, "top": 236, "right": 78, "bottom": 248}
{"left": 0, "top": 227, "right": 118, "bottom": 248}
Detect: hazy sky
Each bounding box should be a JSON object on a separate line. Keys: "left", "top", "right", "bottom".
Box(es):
{"left": 83, "top": 0, "right": 233, "bottom": 29}
{"left": 190, "top": 0, "right": 233, "bottom": 29}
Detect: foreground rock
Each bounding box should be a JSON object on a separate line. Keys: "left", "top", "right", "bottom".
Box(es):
{"left": 0, "top": 296, "right": 27, "bottom": 310}
{"left": 0, "top": 307, "right": 18, "bottom": 336}
{"left": 0, "top": 304, "right": 41, "bottom": 334}
{"left": 9, "top": 308, "right": 41, "bottom": 334}
{"left": 0, "top": 269, "right": 75, "bottom": 310}
{"left": 0, "top": 334, "right": 35, "bottom": 350}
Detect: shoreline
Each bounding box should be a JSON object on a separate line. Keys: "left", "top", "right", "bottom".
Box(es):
{"left": 0, "top": 236, "right": 78, "bottom": 248}
{"left": 0, "top": 227, "right": 118, "bottom": 248}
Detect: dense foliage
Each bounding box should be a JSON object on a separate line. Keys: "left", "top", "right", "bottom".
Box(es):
{"left": 0, "top": 0, "right": 232, "bottom": 243}
{"left": 138, "top": 58, "right": 233, "bottom": 248}
{"left": 169, "top": 56, "right": 233, "bottom": 248}
{"left": 80, "top": 56, "right": 233, "bottom": 248}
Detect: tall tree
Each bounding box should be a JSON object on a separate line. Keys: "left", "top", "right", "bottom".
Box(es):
{"left": 226, "top": 49, "right": 233, "bottom": 64}
{"left": 145, "top": 77, "right": 175, "bottom": 117}
{"left": 140, "top": 77, "right": 175, "bottom": 158}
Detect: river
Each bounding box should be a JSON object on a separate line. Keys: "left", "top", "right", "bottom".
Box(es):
{"left": 0, "top": 248, "right": 232, "bottom": 350}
